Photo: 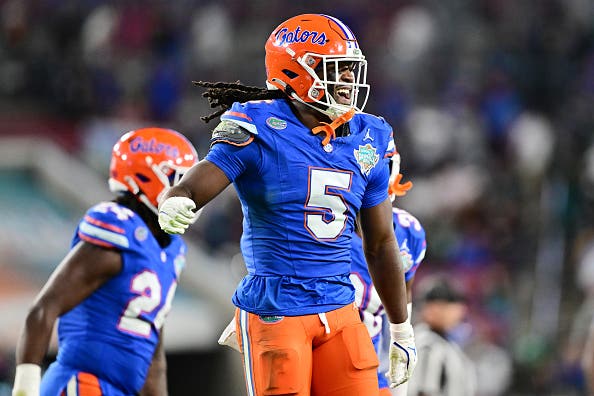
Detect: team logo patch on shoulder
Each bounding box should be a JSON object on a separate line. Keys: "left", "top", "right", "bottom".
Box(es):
{"left": 134, "top": 226, "right": 148, "bottom": 242}
{"left": 266, "top": 117, "right": 287, "bottom": 130}
{"left": 353, "top": 144, "right": 379, "bottom": 176}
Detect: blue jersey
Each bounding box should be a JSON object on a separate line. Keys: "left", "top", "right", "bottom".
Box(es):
{"left": 350, "top": 207, "right": 426, "bottom": 389}
{"left": 205, "top": 99, "right": 395, "bottom": 316}
{"left": 43, "top": 202, "right": 186, "bottom": 395}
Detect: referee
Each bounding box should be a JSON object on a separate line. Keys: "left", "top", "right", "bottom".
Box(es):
{"left": 407, "top": 277, "right": 477, "bottom": 396}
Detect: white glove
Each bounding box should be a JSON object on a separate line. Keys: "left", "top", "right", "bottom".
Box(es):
{"left": 12, "top": 363, "right": 40, "bottom": 396}
{"left": 388, "top": 321, "right": 417, "bottom": 388}
{"left": 217, "top": 317, "right": 241, "bottom": 353}
{"left": 158, "top": 197, "right": 196, "bottom": 234}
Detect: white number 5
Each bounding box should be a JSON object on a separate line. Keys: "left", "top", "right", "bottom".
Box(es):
{"left": 304, "top": 167, "right": 352, "bottom": 240}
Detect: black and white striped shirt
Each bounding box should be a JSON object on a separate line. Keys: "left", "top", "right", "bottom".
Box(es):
{"left": 407, "top": 323, "right": 477, "bottom": 396}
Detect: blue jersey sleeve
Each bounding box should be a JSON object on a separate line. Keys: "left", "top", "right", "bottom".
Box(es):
{"left": 361, "top": 154, "right": 390, "bottom": 208}
{"left": 357, "top": 117, "right": 393, "bottom": 209}
{"left": 205, "top": 139, "right": 260, "bottom": 182}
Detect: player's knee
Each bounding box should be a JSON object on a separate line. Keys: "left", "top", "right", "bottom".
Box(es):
{"left": 258, "top": 348, "right": 302, "bottom": 395}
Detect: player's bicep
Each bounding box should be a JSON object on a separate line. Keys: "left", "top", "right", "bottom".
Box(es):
{"left": 35, "top": 241, "right": 122, "bottom": 316}
{"left": 359, "top": 199, "right": 396, "bottom": 253}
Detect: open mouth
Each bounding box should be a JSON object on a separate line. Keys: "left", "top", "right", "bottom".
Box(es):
{"left": 334, "top": 86, "right": 352, "bottom": 105}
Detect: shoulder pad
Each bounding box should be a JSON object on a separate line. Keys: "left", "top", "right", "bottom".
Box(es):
{"left": 78, "top": 202, "right": 136, "bottom": 249}
{"left": 210, "top": 120, "right": 254, "bottom": 147}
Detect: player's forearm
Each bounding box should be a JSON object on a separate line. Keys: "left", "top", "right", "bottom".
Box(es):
{"left": 15, "top": 305, "right": 57, "bottom": 364}
{"left": 366, "top": 244, "right": 408, "bottom": 324}
{"left": 160, "top": 160, "right": 230, "bottom": 210}
{"left": 162, "top": 182, "right": 194, "bottom": 202}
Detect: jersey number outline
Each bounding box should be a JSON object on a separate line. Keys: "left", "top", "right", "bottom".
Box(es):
{"left": 118, "top": 270, "right": 177, "bottom": 337}
{"left": 304, "top": 167, "right": 353, "bottom": 240}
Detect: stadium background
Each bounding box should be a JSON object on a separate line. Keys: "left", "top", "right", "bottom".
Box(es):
{"left": 0, "top": 1, "right": 593, "bottom": 395}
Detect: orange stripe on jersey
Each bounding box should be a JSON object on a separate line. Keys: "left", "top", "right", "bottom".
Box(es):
{"left": 77, "top": 372, "right": 102, "bottom": 396}
{"left": 84, "top": 215, "right": 125, "bottom": 234}
{"left": 79, "top": 232, "right": 117, "bottom": 249}
{"left": 226, "top": 111, "right": 253, "bottom": 122}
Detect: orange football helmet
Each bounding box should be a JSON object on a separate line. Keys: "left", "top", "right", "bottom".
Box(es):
{"left": 108, "top": 127, "right": 198, "bottom": 214}
{"left": 265, "top": 14, "right": 369, "bottom": 118}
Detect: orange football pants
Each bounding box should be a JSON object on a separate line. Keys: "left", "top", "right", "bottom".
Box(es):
{"left": 235, "top": 303, "right": 380, "bottom": 396}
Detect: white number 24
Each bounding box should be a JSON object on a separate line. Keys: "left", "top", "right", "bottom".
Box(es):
{"left": 117, "top": 271, "right": 177, "bottom": 337}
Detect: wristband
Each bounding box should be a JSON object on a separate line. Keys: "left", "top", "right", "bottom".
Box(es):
{"left": 12, "top": 363, "right": 41, "bottom": 396}
{"left": 389, "top": 321, "right": 414, "bottom": 338}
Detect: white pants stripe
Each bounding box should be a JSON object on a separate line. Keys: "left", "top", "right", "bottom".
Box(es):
{"left": 66, "top": 375, "right": 78, "bottom": 396}
{"left": 239, "top": 309, "right": 256, "bottom": 396}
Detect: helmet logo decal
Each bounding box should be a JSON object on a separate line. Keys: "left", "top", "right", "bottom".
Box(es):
{"left": 265, "top": 117, "right": 287, "bottom": 130}
{"left": 130, "top": 137, "right": 180, "bottom": 158}
{"left": 274, "top": 27, "right": 327, "bottom": 46}
{"left": 353, "top": 143, "right": 379, "bottom": 176}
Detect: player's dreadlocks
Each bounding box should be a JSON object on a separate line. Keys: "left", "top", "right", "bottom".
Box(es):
{"left": 193, "top": 81, "right": 286, "bottom": 123}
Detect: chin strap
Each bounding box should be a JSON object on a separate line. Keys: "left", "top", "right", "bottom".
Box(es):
{"left": 311, "top": 108, "right": 355, "bottom": 147}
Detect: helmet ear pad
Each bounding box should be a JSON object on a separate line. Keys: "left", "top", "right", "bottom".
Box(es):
{"left": 265, "top": 52, "right": 317, "bottom": 102}
{"left": 277, "top": 58, "right": 327, "bottom": 103}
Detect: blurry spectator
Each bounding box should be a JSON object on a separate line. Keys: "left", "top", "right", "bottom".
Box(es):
{"left": 408, "top": 277, "right": 476, "bottom": 396}
{"left": 190, "top": 4, "right": 232, "bottom": 70}
{"left": 480, "top": 67, "right": 523, "bottom": 154}
{"left": 507, "top": 112, "right": 555, "bottom": 183}
{"left": 583, "top": 317, "right": 594, "bottom": 395}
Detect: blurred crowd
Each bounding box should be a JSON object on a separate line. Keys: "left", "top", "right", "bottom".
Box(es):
{"left": 1, "top": 0, "right": 594, "bottom": 395}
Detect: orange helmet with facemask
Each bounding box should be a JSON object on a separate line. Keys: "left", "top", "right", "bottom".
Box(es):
{"left": 265, "top": 14, "right": 370, "bottom": 118}
{"left": 108, "top": 128, "right": 198, "bottom": 214}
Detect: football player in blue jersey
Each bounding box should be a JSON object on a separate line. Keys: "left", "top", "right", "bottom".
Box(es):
{"left": 351, "top": 151, "right": 427, "bottom": 396}
{"left": 12, "top": 128, "right": 199, "bottom": 396}
{"left": 158, "top": 14, "right": 417, "bottom": 396}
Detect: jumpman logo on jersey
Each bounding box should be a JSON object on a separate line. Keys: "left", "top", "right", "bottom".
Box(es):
{"left": 364, "top": 129, "right": 373, "bottom": 142}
